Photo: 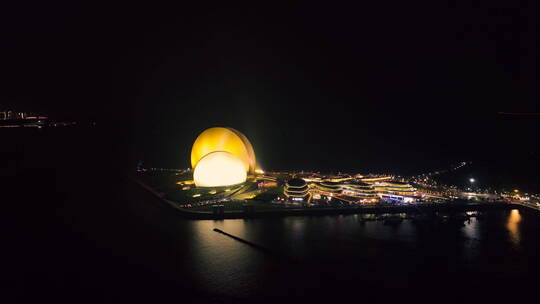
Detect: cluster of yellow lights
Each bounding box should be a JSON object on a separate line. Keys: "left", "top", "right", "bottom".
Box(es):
{"left": 361, "top": 176, "right": 392, "bottom": 182}
{"left": 176, "top": 180, "right": 195, "bottom": 185}
{"left": 191, "top": 127, "right": 257, "bottom": 187}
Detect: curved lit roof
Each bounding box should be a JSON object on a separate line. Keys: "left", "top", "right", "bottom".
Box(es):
{"left": 227, "top": 127, "right": 256, "bottom": 173}
{"left": 284, "top": 178, "right": 309, "bottom": 198}
{"left": 387, "top": 181, "right": 409, "bottom": 185}
{"left": 190, "top": 127, "right": 256, "bottom": 174}
{"left": 343, "top": 181, "right": 372, "bottom": 187}
{"left": 286, "top": 178, "right": 307, "bottom": 188}
{"left": 321, "top": 180, "right": 341, "bottom": 186}
{"left": 285, "top": 186, "right": 308, "bottom": 193}
{"left": 320, "top": 181, "right": 341, "bottom": 189}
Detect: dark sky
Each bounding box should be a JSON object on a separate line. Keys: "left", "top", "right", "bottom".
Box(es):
{"left": 1, "top": 1, "right": 538, "bottom": 173}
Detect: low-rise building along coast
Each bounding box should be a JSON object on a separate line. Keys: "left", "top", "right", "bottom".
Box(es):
{"left": 340, "top": 181, "right": 379, "bottom": 202}
{"left": 284, "top": 178, "right": 310, "bottom": 203}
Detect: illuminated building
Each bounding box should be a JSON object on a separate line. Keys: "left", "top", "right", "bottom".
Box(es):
{"left": 257, "top": 180, "right": 278, "bottom": 189}
{"left": 309, "top": 178, "right": 418, "bottom": 203}
{"left": 340, "top": 181, "right": 378, "bottom": 201}
{"left": 284, "top": 178, "right": 309, "bottom": 202}
{"left": 314, "top": 180, "right": 342, "bottom": 194}
{"left": 383, "top": 181, "right": 417, "bottom": 196}
{"left": 373, "top": 181, "right": 418, "bottom": 203}
{"left": 191, "top": 127, "right": 256, "bottom": 174}
{"left": 361, "top": 176, "right": 392, "bottom": 182}
{"left": 191, "top": 127, "right": 257, "bottom": 187}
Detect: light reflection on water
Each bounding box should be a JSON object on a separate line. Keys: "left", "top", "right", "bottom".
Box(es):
{"left": 507, "top": 209, "right": 522, "bottom": 246}
{"left": 167, "top": 210, "right": 536, "bottom": 300}
{"left": 189, "top": 220, "right": 266, "bottom": 297}
{"left": 462, "top": 217, "right": 480, "bottom": 261}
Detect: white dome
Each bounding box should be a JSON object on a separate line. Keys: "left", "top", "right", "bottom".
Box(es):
{"left": 193, "top": 151, "right": 247, "bottom": 187}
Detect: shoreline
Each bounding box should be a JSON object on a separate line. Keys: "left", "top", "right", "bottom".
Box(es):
{"left": 130, "top": 175, "right": 538, "bottom": 220}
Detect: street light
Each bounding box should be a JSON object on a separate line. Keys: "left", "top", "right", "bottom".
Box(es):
{"left": 468, "top": 178, "right": 476, "bottom": 192}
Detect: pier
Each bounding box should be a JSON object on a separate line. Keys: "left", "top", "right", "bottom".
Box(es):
{"left": 212, "top": 228, "right": 297, "bottom": 263}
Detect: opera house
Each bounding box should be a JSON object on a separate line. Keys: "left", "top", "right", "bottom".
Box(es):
{"left": 191, "top": 127, "right": 257, "bottom": 187}
{"left": 180, "top": 126, "right": 419, "bottom": 206}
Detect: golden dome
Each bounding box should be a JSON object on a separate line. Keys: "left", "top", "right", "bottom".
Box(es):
{"left": 190, "top": 127, "right": 256, "bottom": 174}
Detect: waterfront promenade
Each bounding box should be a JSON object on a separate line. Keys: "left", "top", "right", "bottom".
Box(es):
{"left": 130, "top": 175, "right": 538, "bottom": 220}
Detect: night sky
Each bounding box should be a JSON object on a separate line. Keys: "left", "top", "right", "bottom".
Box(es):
{"left": 2, "top": 2, "right": 539, "bottom": 174}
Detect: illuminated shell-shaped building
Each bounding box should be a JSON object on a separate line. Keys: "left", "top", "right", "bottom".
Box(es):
{"left": 191, "top": 127, "right": 257, "bottom": 187}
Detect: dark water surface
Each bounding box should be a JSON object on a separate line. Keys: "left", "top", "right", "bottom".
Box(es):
{"left": 92, "top": 179, "right": 540, "bottom": 303}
